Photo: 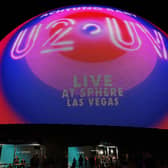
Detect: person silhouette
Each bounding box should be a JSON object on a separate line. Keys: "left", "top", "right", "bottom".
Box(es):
{"left": 85, "top": 156, "right": 88, "bottom": 167}
{"left": 79, "top": 155, "right": 83, "bottom": 168}
{"left": 71, "top": 158, "right": 76, "bottom": 168}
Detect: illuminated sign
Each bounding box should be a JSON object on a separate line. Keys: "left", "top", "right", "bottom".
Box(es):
{"left": 0, "top": 6, "right": 168, "bottom": 129}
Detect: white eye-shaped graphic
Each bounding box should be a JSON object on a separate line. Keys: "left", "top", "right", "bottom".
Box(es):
{"left": 82, "top": 23, "right": 101, "bottom": 35}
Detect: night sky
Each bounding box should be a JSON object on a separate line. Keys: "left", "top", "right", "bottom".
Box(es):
{"left": 0, "top": 0, "right": 167, "bottom": 40}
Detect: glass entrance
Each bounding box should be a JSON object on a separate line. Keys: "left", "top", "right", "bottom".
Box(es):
{"left": 0, "top": 143, "right": 46, "bottom": 168}
{"left": 68, "top": 144, "right": 119, "bottom": 168}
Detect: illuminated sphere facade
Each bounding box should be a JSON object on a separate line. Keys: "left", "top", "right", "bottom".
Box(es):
{"left": 0, "top": 6, "right": 168, "bottom": 128}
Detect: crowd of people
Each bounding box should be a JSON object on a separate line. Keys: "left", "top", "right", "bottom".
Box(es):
{"left": 6, "top": 154, "right": 44, "bottom": 168}
{"left": 4, "top": 152, "right": 168, "bottom": 168}
{"left": 7, "top": 154, "right": 58, "bottom": 168}
{"left": 7, "top": 156, "right": 26, "bottom": 168}
{"left": 70, "top": 154, "right": 118, "bottom": 168}
{"left": 70, "top": 152, "right": 168, "bottom": 168}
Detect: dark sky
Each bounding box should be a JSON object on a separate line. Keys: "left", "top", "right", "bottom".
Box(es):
{"left": 0, "top": 0, "right": 167, "bottom": 40}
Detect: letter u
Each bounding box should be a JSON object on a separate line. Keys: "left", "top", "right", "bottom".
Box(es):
{"left": 11, "top": 24, "right": 42, "bottom": 60}
{"left": 106, "top": 17, "right": 142, "bottom": 51}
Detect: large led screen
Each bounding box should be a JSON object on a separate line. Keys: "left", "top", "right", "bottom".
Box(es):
{"left": 0, "top": 6, "right": 168, "bottom": 129}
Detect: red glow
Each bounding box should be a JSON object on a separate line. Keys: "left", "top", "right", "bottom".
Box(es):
{"left": 155, "top": 115, "right": 168, "bottom": 129}
{"left": 57, "top": 12, "right": 130, "bottom": 62}
{"left": 0, "top": 14, "right": 36, "bottom": 123}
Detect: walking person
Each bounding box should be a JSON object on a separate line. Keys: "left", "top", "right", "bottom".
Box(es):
{"left": 79, "top": 155, "right": 83, "bottom": 168}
